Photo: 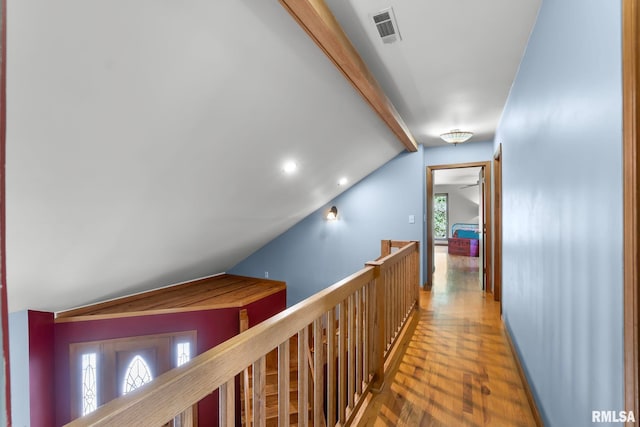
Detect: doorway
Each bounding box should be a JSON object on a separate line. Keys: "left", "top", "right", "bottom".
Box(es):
{"left": 426, "top": 161, "right": 492, "bottom": 292}
{"left": 493, "top": 145, "right": 503, "bottom": 310}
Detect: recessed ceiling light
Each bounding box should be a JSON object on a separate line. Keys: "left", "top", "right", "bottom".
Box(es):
{"left": 282, "top": 161, "right": 297, "bottom": 174}
{"left": 338, "top": 177, "right": 348, "bottom": 186}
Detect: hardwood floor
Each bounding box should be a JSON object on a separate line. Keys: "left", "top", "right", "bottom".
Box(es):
{"left": 357, "top": 246, "right": 536, "bottom": 426}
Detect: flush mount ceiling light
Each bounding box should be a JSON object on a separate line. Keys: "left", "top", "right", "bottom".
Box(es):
{"left": 282, "top": 161, "right": 297, "bottom": 174}
{"left": 326, "top": 206, "right": 338, "bottom": 221}
{"left": 338, "top": 177, "right": 348, "bottom": 186}
{"left": 440, "top": 129, "right": 473, "bottom": 145}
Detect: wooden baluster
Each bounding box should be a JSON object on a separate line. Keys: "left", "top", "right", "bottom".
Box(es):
{"left": 382, "top": 271, "right": 392, "bottom": 353}
{"left": 393, "top": 261, "right": 403, "bottom": 332}
{"left": 400, "top": 258, "right": 405, "bottom": 322}
{"left": 239, "top": 309, "right": 251, "bottom": 426}
{"left": 365, "top": 261, "right": 385, "bottom": 391}
{"left": 355, "top": 288, "right": 363, "bottom": 396}
{"left": 176, "top": 407, "right": 194, "bottom": 427}
{"left": 411, "top": 249, "right": 415, "bottom": 306}
{"left": 402, "top": 258, "right": 406, "bottom": 320}
{"left": 327, "top": 307, "right": 336, "bottom": 427}
{"left": 253, "top": 357, "right": 266, "bottom": 427}
{"left": 415, "top": 248, "right": 419, "bottom": 302}
{"left": 399, "top": 263, "right": 402, "bottom": 328}
{"left": 378, "top": 264, "right": 385, "bottom": 389}
{"left": 398, "top": 260, "right": 401, "bottom": 324}
{"left": 363, "top": 283, "right": 369, "bottom": 384}
{"left": 278, "top": 340, "right": 290, "bottom": 427}
{"left": 393, "top": 266, "right": 397, "bottom": 336}
{"left": 392, "top": 267, "right": 397, "bottom": 337}
{"left": 348, "top": 294, "right": 355, "bottom": 410}
{"left": 406, "top": 255, "right": 410, "bottom": 313}
{"left": 416, "top": 249, "right": 420, "bottom": 301}
{"left": 400, "top": 253, "right": 404, "bottom": 319}
{"left": 407, "top": 250, "right": 411, "bottom": 303}
{"left": 386, "top": 270, "right": 391, "bottom": 352}
{"left": 417, "top": 248, "right": 420, "bottom": 299}
{"left": 387, "top": 268, "right": 392, "bottom": 345}
{"left": 396, "top": 260, "right": 400, "bottom": 324}
{"left": 338, "top": 300, "right": 347, "bottom": 424}
{"left": 381, "top": 270, "right": 385, "bottom": 353}
{"left": 408, "top": 255, "right": 412, "bottom": 310}
{"left": 389, "top": 264, "right": 398, "bottom": 338}
{"left": 219, "top": 378, "right": 235, "bottom": 427}
{"left": 298, "top": 327, "right": 309, "bottom": 427}
{"left": 405, "top": 253, "right": 409, "bottom": 312}
{"left": 187, "top": 409, "right": 195, "bottom": 427}
{"left": 408, "top": 254, "right": 412, "bottom": 311}
{"left": 313, "top": 317, "right": 325, "bottom": 427}
{"left": 406, "top": 253, "right": 411, "bottom": 310}
{"left": 409, "top": 253, "right": 413, "bottom": 309}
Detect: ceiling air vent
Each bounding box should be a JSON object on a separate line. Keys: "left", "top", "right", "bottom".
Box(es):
{"left": 372, "top": 8, "right": 401, "bottom": 44}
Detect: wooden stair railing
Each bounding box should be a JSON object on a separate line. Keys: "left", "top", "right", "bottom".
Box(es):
{"left": 241, "top": 323, "right": 313, "bottom": 426}
{"left": 65, "top": 240, "right": 419, "bottom": 427}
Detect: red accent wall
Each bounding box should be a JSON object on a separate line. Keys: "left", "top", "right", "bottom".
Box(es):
{"left": 52, "top": 289, "right": 285, "bottom": 426}
{"left": 244, "top": 291, "right": 286, "bottom": 328}
{"left": 28, "top": 311, "right": 55, "bottom": 427}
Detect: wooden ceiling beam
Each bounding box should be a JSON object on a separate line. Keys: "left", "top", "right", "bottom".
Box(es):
{"left": 279, "top": 0, "right": 418, "bottom": 152}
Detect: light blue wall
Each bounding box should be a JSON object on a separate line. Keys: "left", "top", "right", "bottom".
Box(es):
{"left": 0, "top": 314, "right": 6, "bottom": 427}
{"left": 424, "top": 141, "right": 494, "bottom": 167}
{"left": 496, "top": 0, "right": 623, "bottom": 425}
{"left": 231, "top": 147, "right": 424, "bottom": 307}
{"left": 9, "top": 311, "right": 29, "bottom": 427}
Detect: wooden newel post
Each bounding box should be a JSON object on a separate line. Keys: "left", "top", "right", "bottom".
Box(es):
{"left": 380, "top": 240, "right": 392, "bottom": 258}
{"left": 366, "top": 260, "right": 385, "bottom": 392}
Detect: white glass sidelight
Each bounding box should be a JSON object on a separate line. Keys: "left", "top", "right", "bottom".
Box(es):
{"left": 176, "top": 342, "right": 191, "bottom": 367}
{"left": 81, "top": 353, "right": 98, "bottom": 416}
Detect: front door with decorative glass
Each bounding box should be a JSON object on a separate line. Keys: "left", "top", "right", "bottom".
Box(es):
{"left": 70, "top": 331, "right": 196, "bottom": 424}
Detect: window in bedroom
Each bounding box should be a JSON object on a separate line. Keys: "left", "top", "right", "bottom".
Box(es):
{"left": 434, "top": 193, "right": 449, "bottom": 239}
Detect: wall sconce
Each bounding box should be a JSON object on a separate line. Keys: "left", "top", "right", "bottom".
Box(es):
{"left": 326, "top": 206, "right": 338, "bottom": 221}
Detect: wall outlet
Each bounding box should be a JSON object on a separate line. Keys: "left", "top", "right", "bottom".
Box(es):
{"left": 409, "top": 215, "right": 415, "bottom": 224}
{"left": 264, "top": 271, "right": 269, "bottom": 278}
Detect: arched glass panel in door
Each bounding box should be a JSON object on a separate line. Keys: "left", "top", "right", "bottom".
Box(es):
{"left": 122, "top": 355, "right": 154, "bottom": 395}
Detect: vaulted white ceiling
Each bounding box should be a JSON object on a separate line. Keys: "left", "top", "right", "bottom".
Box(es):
{"left": 6, "top": 0, "right": 540, "bottom": 312}
{"left": 433, "top": 167, "right": 481, "bottom": 186}
{"left": 326, "top": 0, "right": 541, "bottom": 145}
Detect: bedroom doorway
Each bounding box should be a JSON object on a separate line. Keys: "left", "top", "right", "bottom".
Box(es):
{"left": 426, "top": 161, "right": 492, "bottom": 292}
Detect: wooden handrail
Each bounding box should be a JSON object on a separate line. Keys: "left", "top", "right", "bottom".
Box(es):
{"left": 66, "top": 240, "right": 419, "bottom": 427}
{"left": 377, "top": 240, "right": 417, "bottom": 272}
